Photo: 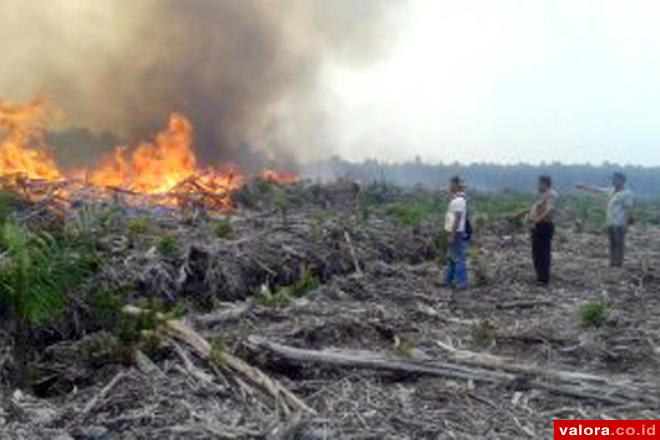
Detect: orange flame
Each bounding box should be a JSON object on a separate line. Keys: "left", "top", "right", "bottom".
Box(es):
{"left": 260, "top": 168, "right": 298, "bottom": 184}
{"left": 89, "top": 113, "right": 198, "bottom": 193}
{"left": 0, "top": 97, "right": 296, "bottom": 212}
{"left": 0, "top": 99, "right": 62, "bottom": 180}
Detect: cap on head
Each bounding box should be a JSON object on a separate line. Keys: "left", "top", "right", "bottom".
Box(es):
{"left": 612, "top": 172, "right": 626, "bottom": 184}
{"left": 538, "top": 174, "right": 552, "bottom": 188}
{"left": 449, "top": 175, "right": 464, "bottom": 190}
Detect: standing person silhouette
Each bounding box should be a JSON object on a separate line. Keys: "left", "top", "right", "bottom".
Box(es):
{"left": 576, "top": 173, "right": 634, "bottom": 267}
{"left": 444, "top": 176, "right": 469, "bottom": 290}
{"left": 526, "top": 175, "right": 558, "bottom": 285}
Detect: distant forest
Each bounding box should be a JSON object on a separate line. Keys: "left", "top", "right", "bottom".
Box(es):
{"left": 304, "top": 157, "right": 660, "bottom": 198}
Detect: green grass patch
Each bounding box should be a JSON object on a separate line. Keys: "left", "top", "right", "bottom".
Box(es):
{"left": 472, "top": 321, "right": 493, "bottom": 347}
{"left": 0, "top": 191, "right": 19, "bottom": 223}
{"left": 255, "top": 289, "right": 293, "bottom": 308}
{"left": 383, "top": 197, "right": 445, "bottom": 228}
{"left": 156, "top": 235, "right": 179, "bottom": 257}
{"left": 255, "top": 268, "right": 320, "bottom": 308}
{"left": 213, "top": 218, "right": 233, "bottom": 239}
{"left": 210, "top": 335, "right": 227, "bottom": 366}
{"left": 128, "top": 216, "right": 149, "bottom": 236}
{"left": 392, "top": 337, "right": 415, "bottom": 358}
{"left": 579, "top": 301, "right": 609, "bottom": 328}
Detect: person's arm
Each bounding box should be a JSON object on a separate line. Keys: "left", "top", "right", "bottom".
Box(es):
{"left": 511, "top": 207, "right": 530, "bottom": 219}
{"left": 575, "top": 184, "right": 608, "bottom": 194}
{"left": 624, "top": 192, "right": 635, "bottom": 225}
{"left": 452, "top": 211, "right": 463, "bottom": 234}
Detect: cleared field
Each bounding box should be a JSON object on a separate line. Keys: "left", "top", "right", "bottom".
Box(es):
{"left": 0, "top": 181, "right": 658, "bottom": 439}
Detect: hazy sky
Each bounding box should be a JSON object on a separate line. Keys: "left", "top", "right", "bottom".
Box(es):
{"left": 325, "top": 0, "right": 660, "bottom": 165}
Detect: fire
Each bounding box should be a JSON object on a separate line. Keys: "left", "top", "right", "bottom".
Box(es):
{"left": 0, "top": 99, "right": 62, "bottom": 181}
{"left": 0, "top": 97, "right": 296, "bottom": 212}
{"left": 260, "top": 168, "right": 297, "bottom": 184}
{"left": 89, "top": 113, "right": 198, "bottom": 194}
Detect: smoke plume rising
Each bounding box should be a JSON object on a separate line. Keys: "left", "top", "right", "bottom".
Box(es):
{"left": 0, "top": 0, "right": 405, "bottom": 167}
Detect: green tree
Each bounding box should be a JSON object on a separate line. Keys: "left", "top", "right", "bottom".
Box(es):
{"left": 0, "top": 222, "right": 97, "bottom": 385}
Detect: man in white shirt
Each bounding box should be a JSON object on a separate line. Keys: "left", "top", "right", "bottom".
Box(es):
{"left": 444, "top": 176, "right": 468, "bottom": 289}
{"left": 576, "top": 172, "right": 634, "bottom": 267}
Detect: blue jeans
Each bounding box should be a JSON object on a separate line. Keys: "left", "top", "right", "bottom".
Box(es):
{"left": 445, "top": 232, "right": 468, "bottom": 289}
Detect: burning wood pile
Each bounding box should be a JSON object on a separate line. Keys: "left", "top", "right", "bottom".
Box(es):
{"left": 0, "top": 98, "right": 294, "bottom": 215}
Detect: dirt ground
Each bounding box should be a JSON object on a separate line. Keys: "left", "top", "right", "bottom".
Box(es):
{"left": 1, "top": 183, "right": 659, "bottom": 439}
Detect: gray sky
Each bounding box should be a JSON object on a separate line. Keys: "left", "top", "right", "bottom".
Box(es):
{"left": 323, "top": 0, "right": 660, "bottom": 165}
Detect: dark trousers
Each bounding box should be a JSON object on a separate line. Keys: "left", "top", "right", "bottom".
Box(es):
{"left": 532, "top": 222, "right": 554, "bottom": 284}
{"left": 608, "top": 225, "right": 625, "bottom": 267}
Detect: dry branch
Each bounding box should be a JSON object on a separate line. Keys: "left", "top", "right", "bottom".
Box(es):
{"left": 246, "top": 336, "right": 656, "bottom": 406}
{"left": 344, "top": 231, "right": 363, "bottom": 276}
{"left": 495, "top": 299, "right": 553, "bottom": 310}
{"left": 122, "top": 305, "right": 316, "bottom": 415}
{"left": 82, "top": 370, "right": 127, "bottom": 416}
{"left": 193, "top": 299, "right": 254, "bottom": 327}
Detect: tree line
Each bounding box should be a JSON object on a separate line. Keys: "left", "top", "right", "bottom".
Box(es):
{"left": 304, "top": 157, "right": 660, "bottom": 198}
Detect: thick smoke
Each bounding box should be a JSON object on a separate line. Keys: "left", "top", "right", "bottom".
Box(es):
{"left": 0, "top": 0, "right": 404, "bottom": 167}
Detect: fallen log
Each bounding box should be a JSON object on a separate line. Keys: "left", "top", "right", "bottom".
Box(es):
{"left": 246, "top": 336, "right": 656, "bottom": 406}
{"left": 122, "top": 305, "right": 315, "bottom": 416}
{"left": 495, "top": 299, "right": 553, "bottom": 310}
{"left": 434, "top": 340, "right": 604, "bottom": 384}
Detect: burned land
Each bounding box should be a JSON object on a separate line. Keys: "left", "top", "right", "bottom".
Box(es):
{"left": 0, "top": 179, "right": 659, "bottom": 439}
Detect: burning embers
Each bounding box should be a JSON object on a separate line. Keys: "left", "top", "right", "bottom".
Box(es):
{"left": 0, "top": 98, "right": 294, "bottom": 212}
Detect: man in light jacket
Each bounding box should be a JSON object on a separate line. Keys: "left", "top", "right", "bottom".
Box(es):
{"left": 576, "top": 172, "right": 634, "bottom": 267}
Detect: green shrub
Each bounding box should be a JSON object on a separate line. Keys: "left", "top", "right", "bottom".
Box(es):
{"left": 255, "top": 268, "right": 319, "bottom": 308}
{"left": 472, "top": 321, "right": 492, "bottom": 347}
{"left": 139, "top": 332, "right": 162, "bottom": 358}
{"left": 114, "top": 309, "right": 159, "bottom": 345}
{"left": 164, "top": 299, "right": 188, "bottom": 320}
{"left": 273, "top": 189, "right": 292, "bottom": 227}
{"left": 255, "top": 289, "right": 293, "bottom": 308}
{"left": 0, "top": 192, "right": 19, "bottom": 223}
{"left": 128, "top": 216, "right": 149, "bottom": 236}
{"left": 393, "top": 337, "right": 415, "bottom": 358}
{"left": 214, "top": 218, "right": 233, "bottom": 239}
{"left": 156, "top": 235, "right": 179, "bottom": 256}
{"left": 385, "top": 201, "right": 434, "bottom": 228}
{"left": 579, "top": 301, "right": 609, "bottom": 328}
{"left": 288, "top": 267, "right": 320, "bottom": 297}
{"left": 0, "top": 222, "right": 98, "bottom": 385}
{"left": 0, "top": 223, "right": 98, "bottom": 328}
{"left": 88, "top": 288, "right": 126, "bottom": 328}
{"left": 210, "top": 335, "right": 227, "bottom": 365}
